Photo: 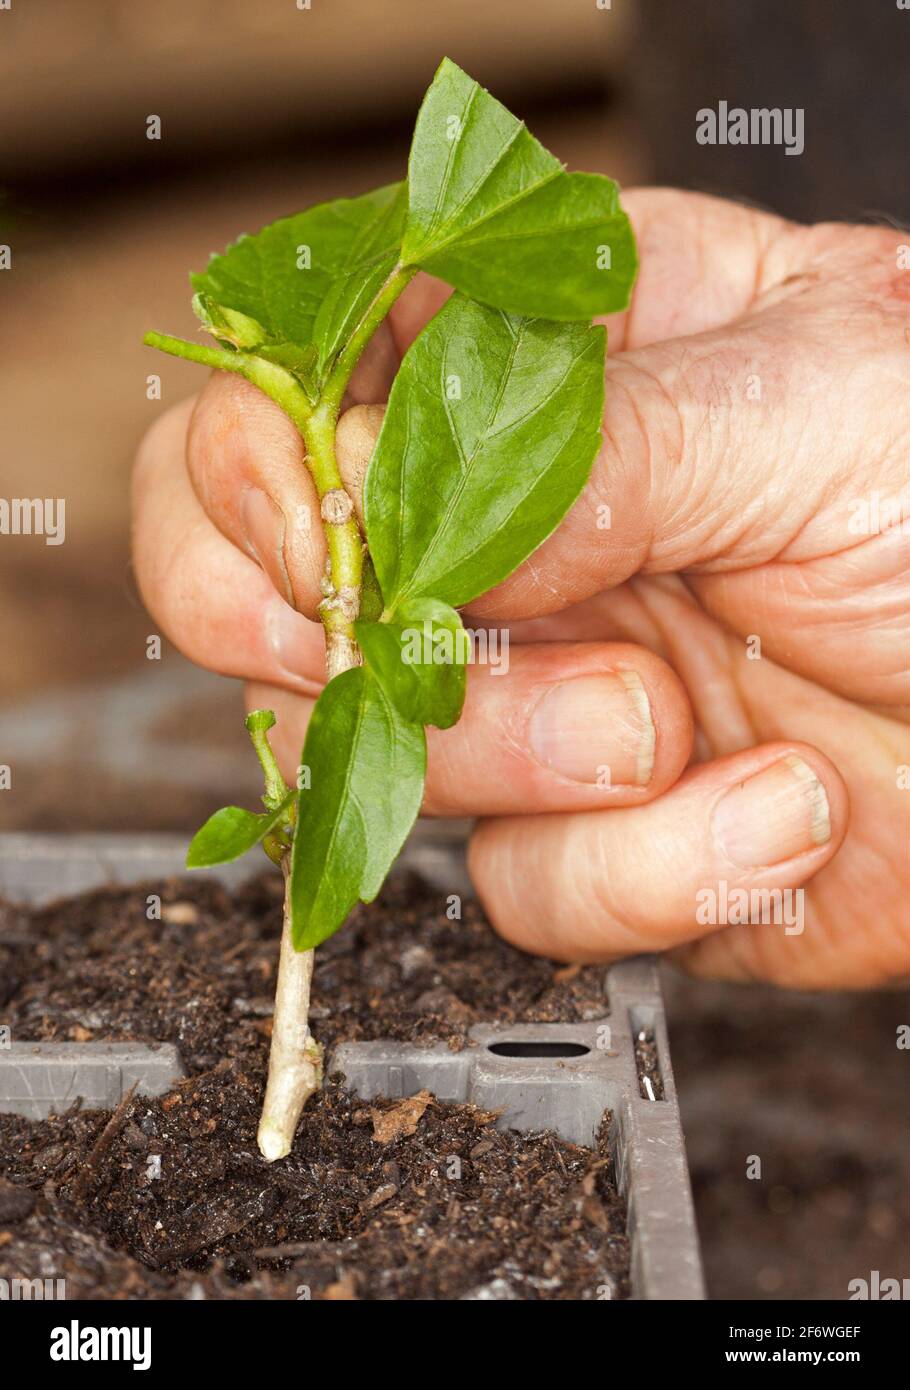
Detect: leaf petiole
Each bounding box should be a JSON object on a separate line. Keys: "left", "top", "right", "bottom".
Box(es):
{"left": 318, "top": 262, "right": 417, "bottom": 417}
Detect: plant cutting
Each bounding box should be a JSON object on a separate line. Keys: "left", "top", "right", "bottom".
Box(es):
{"left": 144, "top": 57, "right": 638, "bottom": 1162}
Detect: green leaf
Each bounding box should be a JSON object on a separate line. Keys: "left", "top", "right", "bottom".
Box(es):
{"left": 289, "top": 667, "right": 425, "bottom": 950}
{"left": 310, "top": 188, "right": 409, "bottom": 372}
{"left": 359, "top": 554, "right": 385, "bottom": 624}
{"left": 186, "top": 792, "right": 295, "bottom": 869}
{"left": 356, "top": 599, "right": 467, "bottom": 729}
{"left": 364, "top": 292, "right": 606, "bottom": 612}
{"left": 190, "top": 182, "right": 408, "bottom": 385}
{"left": 401, "top": 58, "right": 637, "bottom": 319}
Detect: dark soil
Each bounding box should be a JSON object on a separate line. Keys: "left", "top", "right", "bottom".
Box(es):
{"left": 0, "top": 872, "right": 627, "bottom": 1301}
{"left": 0, "top": 868, "right": 609, "bottom": 1064}
{"left": 633, "top": 1028, "right": 665, "bottom": 1101}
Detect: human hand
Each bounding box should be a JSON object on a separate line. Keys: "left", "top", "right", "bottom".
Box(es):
{"left": 133, "top": 188, "right": 910, "bottom": 988}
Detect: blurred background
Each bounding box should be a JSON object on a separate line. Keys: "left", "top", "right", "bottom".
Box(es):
{"left": 1, "top": 0, "right": 908, "bottom": 1300}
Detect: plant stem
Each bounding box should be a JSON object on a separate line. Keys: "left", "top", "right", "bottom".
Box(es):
{"left": 305, "top": 263, "right": 417, "bottom": 679}
{"left": 257, "top": 859, "right": 323, "bottom": 1162}
{"left": 143, "top": 332, "right": 315, "bottom": 431}
{"left": 302, "top": 403, "right": 363, "bottom": 679}
{"left": 155, "top": 270, "right": 418, "bottom": 1162}
{"left": 143, "top": 331, "right": 242, "bottom": 373}
{"left": 244, "top": 710, "right": 290, "bottom": 811}
{"left": 319, "top": 262, "right": 417, "bottom": 417}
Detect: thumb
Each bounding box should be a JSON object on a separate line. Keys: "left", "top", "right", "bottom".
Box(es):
{"left": 468, "top": 740, "right": 850, "bottom": 985}
{"left": 334, "top": 403, "right": 385, "bottom": 527}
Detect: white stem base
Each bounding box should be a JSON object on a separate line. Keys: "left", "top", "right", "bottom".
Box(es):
{"left": 257, "top": 863, "right": 323, "bottom": 1162}
{"left": 325, "top": 630, "right": 362, "bottom": 682}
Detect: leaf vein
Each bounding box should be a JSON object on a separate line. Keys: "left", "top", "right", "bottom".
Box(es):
{"left": 398, "top": 315, "right": 525, "bottom": 601}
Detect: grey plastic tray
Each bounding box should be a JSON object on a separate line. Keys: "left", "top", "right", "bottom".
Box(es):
{"left": 0, "top": 831, "right": 705, "bottom": 1300}
{"left": 0, "top": 1042, "right": 185, "bottom": 1119}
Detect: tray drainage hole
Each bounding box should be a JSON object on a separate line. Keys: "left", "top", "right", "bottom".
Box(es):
{"left": 487, "top": 1041, "right": 591, "bottom": 1059}
{"left": 632, "top": 1024, "right": 666, "bottom": 1102}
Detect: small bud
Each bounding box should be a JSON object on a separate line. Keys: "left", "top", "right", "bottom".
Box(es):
{"left": 192, "top": 293, "right": 266, "bottom": 350}
{"left": 336, "top": 586, "right": 360, "bottom": 621}
{"left": 321, "top": 489, "right": 354, "bottom": 525}
{"left": 319, "top": 586, "right": 359, "bottom": 622}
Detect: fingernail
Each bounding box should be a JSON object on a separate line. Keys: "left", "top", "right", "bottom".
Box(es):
{"left": 529, "top": 671, "right": 655, "bottom": 786}
{"left": 265, "top": 596, "right": 323, "bottom": 685}
{"left": 241, "top": 487, "right": 293, "bottom": 605}
{"left": 712, "top": 754, "right": 831, "bottom": 868}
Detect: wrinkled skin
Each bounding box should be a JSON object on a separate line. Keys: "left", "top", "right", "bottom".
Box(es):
{"left": 133, "top": 189, "right": 910, "bottom": 989}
